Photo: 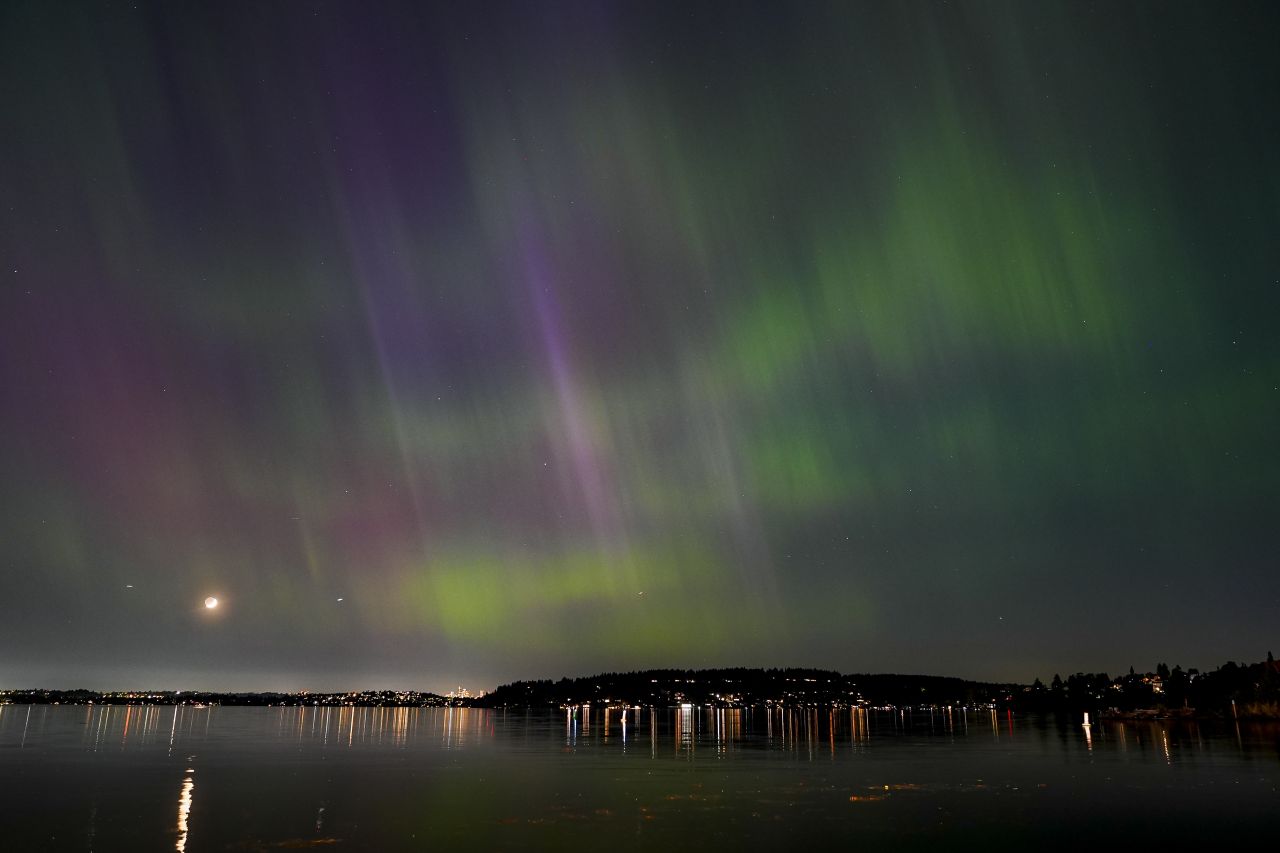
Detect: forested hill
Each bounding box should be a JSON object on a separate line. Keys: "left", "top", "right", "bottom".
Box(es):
{"left": 474, "top": 667, "right": 1015, "bottom": 708}
{"left": 476, "top": 655, "right": 1280, "bottom": 715}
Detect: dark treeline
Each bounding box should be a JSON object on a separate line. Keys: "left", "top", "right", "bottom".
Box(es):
{"left": 477, "top": 654, "right": 1280, "bottom": 718}
{"left": 1020, "top": 653, "right": 1280, "bottom": 717}
{"left": 474, "top": 666, "right": 1015, "bottom": 709}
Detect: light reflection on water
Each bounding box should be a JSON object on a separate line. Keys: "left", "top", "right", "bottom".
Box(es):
{"left": 0, "top": 705, "right": 1277, "bottom": 850}
{"left": 174, "top": 767, "right": 193, "bottom": 853}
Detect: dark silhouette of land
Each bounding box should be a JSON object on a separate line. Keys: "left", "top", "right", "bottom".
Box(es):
{"left": 1016, "top": 653, "right": 1280, "bottom": 718}
{"left": 0, "top": 688, "right": 456, "bottom": 708}
{"left": 473, "top": 653, "right": 1280, "bottom": 718}
{"left": 473, "top": 667, "right": 1015, "bottom": 709}
{"left": 4, "top": 654, "right": 1277, "bottom": 718}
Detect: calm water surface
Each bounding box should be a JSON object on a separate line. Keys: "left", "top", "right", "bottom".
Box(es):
{"left": 1, "top": 704, "right": 1276, "bottom": 851}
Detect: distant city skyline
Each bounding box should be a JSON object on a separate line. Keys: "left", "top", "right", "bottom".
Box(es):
{"left": 2, "top": 1, "right": 1277, "bottom": 695}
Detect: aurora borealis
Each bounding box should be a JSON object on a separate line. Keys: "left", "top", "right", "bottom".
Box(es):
{"left": 1, "top": 1, "right": 1276, "bottom": 693}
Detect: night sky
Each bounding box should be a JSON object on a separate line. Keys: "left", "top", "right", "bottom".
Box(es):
{"left": 2, "top": 1, "right": 1277, "bottom": 693}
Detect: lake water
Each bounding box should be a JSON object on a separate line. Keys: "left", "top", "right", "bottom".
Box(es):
{"left": 1, "top": 703, "right": 1276, "bottom": 851}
